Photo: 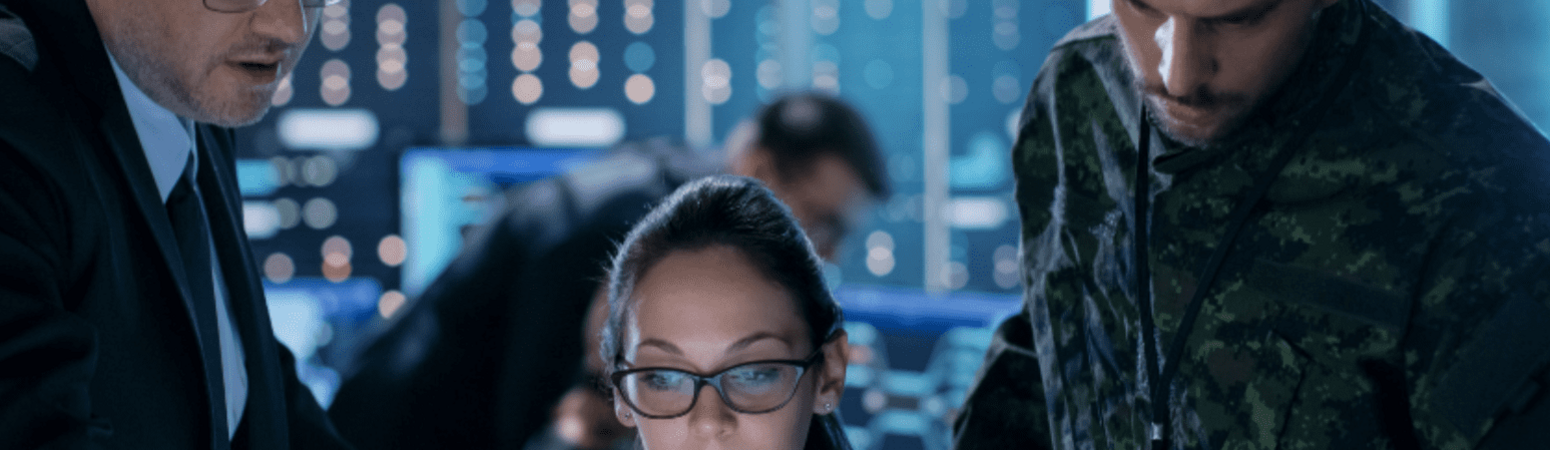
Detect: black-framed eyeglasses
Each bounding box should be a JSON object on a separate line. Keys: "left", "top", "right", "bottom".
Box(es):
{"left": 204, "top": 0, "right": 342, "bottom": 13}
{"left": 610, "top": 350, "right": 824, "bottom": 419}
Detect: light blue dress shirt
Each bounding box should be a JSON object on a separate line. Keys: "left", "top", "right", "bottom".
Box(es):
{"left": 108, "top": 54, "right": 248, "bottom": 439}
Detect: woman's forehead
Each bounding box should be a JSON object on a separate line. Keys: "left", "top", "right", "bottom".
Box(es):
{"left": 625, "top": 246, "right": 810, "bottom": 357}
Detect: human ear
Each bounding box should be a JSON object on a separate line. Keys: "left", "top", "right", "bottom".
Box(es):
{"left": 812, "top": 330, "right": 849, "bottom": 414}
{"left": 612, "top": 392, "right": 639, "bottom": 427}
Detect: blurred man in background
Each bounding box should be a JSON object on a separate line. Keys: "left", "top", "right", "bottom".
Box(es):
{"left": 955, "top": 0, "right": 1550, "bottom": 448}
{"left": 0, "top": 0, "right": 351, "bottom": 448}
{"left": 328, "top": 92, "right": 889, "bottom": 450}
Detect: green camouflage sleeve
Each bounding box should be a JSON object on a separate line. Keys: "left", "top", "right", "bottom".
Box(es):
{"left": 951, "top": 46, "right": 1071, "bottom": 450}
{"left": 1405, "top": 203, "right": 1550, "bottom": 449}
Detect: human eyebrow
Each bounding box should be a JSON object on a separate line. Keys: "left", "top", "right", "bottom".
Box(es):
{"left": 1126, "top": 0, "right": 1159, "bottom": 13}
{"left": 1206, "top": 0, "right": 1282, "bottom": 25}
{"left": 639, "top": 338, "right": 683, "bottom": 355}
{"left": 726, "top": 332, "right": 792, "bottom": 355}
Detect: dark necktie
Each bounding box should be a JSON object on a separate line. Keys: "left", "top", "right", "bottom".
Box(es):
{"left": 164, "top": 153, "right": 231, "bottom": 438}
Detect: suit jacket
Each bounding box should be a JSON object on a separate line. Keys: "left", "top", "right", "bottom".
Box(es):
{"left": 0, "top": 1, "right": 351, "bottom": 449}
{"left": 328, "top": 139, "right": 718, "bottom": 450}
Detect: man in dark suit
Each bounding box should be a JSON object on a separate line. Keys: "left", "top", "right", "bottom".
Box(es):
{"left": 0, "top": 0, "right": 351, "bottom": 448}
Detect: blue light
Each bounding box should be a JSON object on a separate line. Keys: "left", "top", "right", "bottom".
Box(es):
{"left": 457, "top": 19, "right": 488, "bottom": 45}
{"left": 1411, "top": 0, "right": 1449, "bottom": 47}
{"left": 455, "top": 0, "right": 486, "bottom": 16}
{"left": 236, "top": 159, "right": 281, "bottom": 196}
{"left": 949, "top": 132, "right": 1011, "bottom": 190}
{"left": 625, "top": 41, "right": 656, "bottom": 72}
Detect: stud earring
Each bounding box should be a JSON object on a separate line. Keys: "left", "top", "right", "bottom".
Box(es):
{"left": 624, "top": 411, "right": 633, "bottom": 419}
{"left": 824, "top": 403, "right": 832, "bottom": 412}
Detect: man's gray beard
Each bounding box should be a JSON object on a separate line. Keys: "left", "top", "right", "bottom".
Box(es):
{"left": 111, "top": 35, "right": 271, "bottom": 128}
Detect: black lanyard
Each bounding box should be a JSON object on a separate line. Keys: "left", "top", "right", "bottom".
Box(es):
{"left": 1134, "top": 107, "right": 1308, "bottom": 449}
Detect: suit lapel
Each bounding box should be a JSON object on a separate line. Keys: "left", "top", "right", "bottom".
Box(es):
{"left": 197, "top": 125, "right": 288, "bottom": 449}
{"left": 28, "top": 0, "right": 228, "bottom": 445}
{"left": 96, "top": 84, "right": 234, "bottom": 450}
{"left": 29, "top": 0, "right": 210, "bottom": 347}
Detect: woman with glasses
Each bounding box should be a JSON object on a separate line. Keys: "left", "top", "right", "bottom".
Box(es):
{"left": 599, "top": 175, "right": 852, "bottom": 450}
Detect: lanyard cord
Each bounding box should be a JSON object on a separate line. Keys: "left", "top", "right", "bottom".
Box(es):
{"left": 1135, "top": 106, "right": 1164, "bottom": 448}
{"left": 1132, "top": 7, "right": 1363, "bottom": 447}
{"left": 1134, "top": 105, "right": 1311, "bottom": 449}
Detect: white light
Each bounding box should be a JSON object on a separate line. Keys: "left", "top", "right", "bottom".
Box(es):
{"left": 703, "top": 0, "right": 730, "bottom": 18}
{"left": 303, "top": 198, "right": 339, "bottom": 230}
{"left": 994, "top": 244, "right": 1019, "bottom": 289}
{"left": 277, "top": 108, "right": 380, "bottom": 151}
{"left": 524, "top": 107, "right": 626, "bottom": 147}
{"left": 569, "top": 0, "right": 599, "bottom": 34}
{"left": 512, "top": 0, "right": 540, "bottom": 17}
{"left": 243, "top": 201, "right": 281, "bottom": 239}
{"left": 271, "top": 75, "right": 294, "bottom": 106}
{"left": 949, "top": 197, "right": 1010, "bottom": 229}
{"left": 625, "top": 74, "right": 655, "bottom": 104}
{"left": 701, "top": 58, "right": 732, "bottom": 104}
{"left": 866, "top": 230, "right": 895, "bottom": 251}
{"left": 947, "top": 261, "right": 969, "bottom": 290}
{"left": 943, "top": 74, "right": 968, "bottom": 104}
{"left": 320, "top": 59, "right": 352, "bottom": 106}
{"left": 513, "top": 73, "right": 543, "bottom": 104}
{"left": 569, "top": 41, "right": 600, "bottom": 89}
{"left": 865, "top": 230, "right": 895, "bottom": 276}
{"left": 1088, "top": 0, "right": 1111, "bottom": 19}
{"left": 866, "top": 247, "right": 895, "bottom": 277}
{"left": 757, "top": 59, "right": 782, "bottom": 89}
{"left": 267, "top": 291, "right": 326, "bottom": 358}
{"left": 379, "top": 290, "right": 407, "bottom": 318}
{"left": 1007, "top": 108, "right": 1021, "bottom": 142}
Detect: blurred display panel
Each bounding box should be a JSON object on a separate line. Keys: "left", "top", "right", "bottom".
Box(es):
{"left": 466, "top": 0, "right": 686, "bottom": 145}
{"left": 835, "top": 285, "right": 1021, "bottom": 450}
{"left": 706, "top": 0, "right": 1083, "bottom": 295}
{"left": 234, "top": 0, "right": 443, "bottom": 408}
{"left": 399, "top": 147, "right": 601, "bottom": 296}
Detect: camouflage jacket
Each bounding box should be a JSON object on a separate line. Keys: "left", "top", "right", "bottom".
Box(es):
{"left": 954, "top": 1, "right": 1550, "bottom": 449}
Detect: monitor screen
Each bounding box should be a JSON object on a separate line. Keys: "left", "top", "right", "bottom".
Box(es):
{"left": 399, "top": 147, "right": 602, "bottom": 297}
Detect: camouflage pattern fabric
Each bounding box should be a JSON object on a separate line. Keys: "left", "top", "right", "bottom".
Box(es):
{"left": 953, "top": 1, "right": 1550, "bottom": 449}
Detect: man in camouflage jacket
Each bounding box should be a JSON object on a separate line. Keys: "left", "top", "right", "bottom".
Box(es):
{"left": 953, "top": 0, "right": 1550, "bottom": 448}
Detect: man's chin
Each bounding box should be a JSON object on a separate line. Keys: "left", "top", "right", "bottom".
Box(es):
{"left": 195, "top": 93, "right": 273, "bottom": 128}
{"left": 1145, "top": 97, "right": 1239, "bottom": 148}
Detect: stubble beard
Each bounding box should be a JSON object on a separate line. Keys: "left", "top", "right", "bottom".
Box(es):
{"left": 1137, "top": 86, "right": 1256, "bottom": 149}
{"left": 109, "top": 30, "right": 276, "bottom": 128}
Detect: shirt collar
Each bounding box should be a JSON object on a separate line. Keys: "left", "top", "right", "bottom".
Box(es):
{"left": 107, "top": 52, "right": 196, "bottom": 203}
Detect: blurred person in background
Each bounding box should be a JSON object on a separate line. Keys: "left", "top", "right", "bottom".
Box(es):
{"left": 599, "top": 175, "right": 853, "bottom": 450}
{"left": 0, "top": 0, "right": 352, "bottom": 448}
{"left": 953, "top": 0, "right": 1550, "bottom": 448}
{"left": 327, "top": 92, "right": 889, "bottom": 450}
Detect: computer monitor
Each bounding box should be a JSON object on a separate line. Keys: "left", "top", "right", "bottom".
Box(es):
{"left": 399, "top": 147, "right": 602, "bottom": 297}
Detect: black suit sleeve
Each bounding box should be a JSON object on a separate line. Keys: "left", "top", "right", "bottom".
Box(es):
{"left": 0, "top": 139, "right": 109, "bottom": 449}
{"left": 951, "top": 312, "right": 1051, "bottom": 450}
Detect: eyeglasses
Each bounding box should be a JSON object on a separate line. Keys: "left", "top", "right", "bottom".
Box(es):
{"left": 611, "top": 350, "right": 824, "bottom": 419}
{"left": 204, "top": 0, "right": 342, "bottom": 14}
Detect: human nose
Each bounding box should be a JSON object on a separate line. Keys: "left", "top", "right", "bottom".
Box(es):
{"left": 686, "top": 384, "right": 735, "bottom": 440}
{"left": 1155, "top": 17, "right": 1212, "bottom": 98}
{"left": 251, "top": 0, "right": 312, "bottom": 45}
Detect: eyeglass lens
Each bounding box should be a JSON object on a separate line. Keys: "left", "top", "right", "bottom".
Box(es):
{"left": 204, "top": 0, "right": 340, "bottom": 13}
{"left": 620, "top": 363, "right": 803, "bottom": 417}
